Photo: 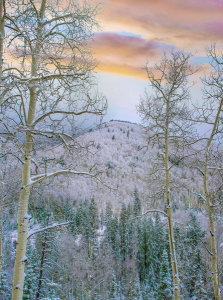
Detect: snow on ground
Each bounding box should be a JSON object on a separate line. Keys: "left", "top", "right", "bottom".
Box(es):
{"left": 37, "top": 120, "right": 202, "bottom": 212}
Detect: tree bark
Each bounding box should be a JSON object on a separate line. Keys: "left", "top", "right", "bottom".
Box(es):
{"left": 204, "top": 167, "right": 220, "bottom": 300}
{"left": 87, "top": 234, "right": 93, "bottom": 300}
{"left": 36, "top": 238, "right": 46, "bottom": 300}
{"left": 165, "top": 101, "right": 180, "bottom": 300}
{"left": 11, "top": 1, "right": 46, "bottom": 299}
{"left": 0, "top": 0, "right": 5, "bottom": 106}
{"left": 0, "top": 0, "right": 4, "bottom": 79}
{"left": 203, "top": 98, "right": 223, "bottom": 300}
{"left": 11, "top": 136, "right": 32, "bottom": 299}
{"left": 0, "top": 182, "right": 3, "bottom": 277}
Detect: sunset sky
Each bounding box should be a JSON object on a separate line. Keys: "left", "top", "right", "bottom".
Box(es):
{"left": 90, "top": 0, "right": 223, "bottom": 122}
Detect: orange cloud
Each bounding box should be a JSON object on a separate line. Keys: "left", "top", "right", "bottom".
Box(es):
{"left": 96, "top": 62, "right": 146, "bottom": 79}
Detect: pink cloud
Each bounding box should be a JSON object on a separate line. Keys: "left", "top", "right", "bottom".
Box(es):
{"left": 100, "top": 0, "right": 223, "bottom": 46}
{"left": 92, "top": 32, "right": 166, "bottom": 59}
{"left": 91, "top": 0, "right": 223, "bottom": 77}
{"left": 204, "top": 21, "right": 223, "bottom": 36}
{"left": 91, "top": 32, "right": 173, "bottom": 78}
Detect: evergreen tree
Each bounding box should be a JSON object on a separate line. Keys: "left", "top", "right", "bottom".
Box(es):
{"left": 192, "top": 273, "right": 208, "bottom": 300}
{"left": 157, "top": 250, "right": 172, "bottom": 299}
{"left": 0, "top": 271, "right": 11, "bottom": 299}
{"left": 130, "top": 273, "right": 143, "bottom": 300}
{"left": 154, "top": 213, "right": 166, "bottom": 272}
{"left": 104, "top": 204, "right": 119, "bottom": 257}
{"left": 137, "top": 218, "right": 158, "bottom": 281}
{"left": 175, "top": 213, "right": 206, "bottom": 298}
{"left": 75, "top": 199, "right": 98, "bottom": 241}
{"left": 34, "top": 229, "right": 60, "bottom": 299}
{"left": 133, "top": 188, "right": 142, "bottom": 216}
{"left": 119, "top": 203, "right": 130, "bottom": 263}
{"left": 142, "top": 266, "right": 158, "bottom": 299}
{"left": 23, "top": 248, "right": 39, "bottom": 299}
{"left": 109, "top": 272, "right": 125, "bottom": 299}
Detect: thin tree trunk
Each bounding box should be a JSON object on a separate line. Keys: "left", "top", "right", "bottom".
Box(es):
{"left": 207, "top": 196, "right": 220, "bottom": 300}
{"left": 0, "top": 0, "right": 5, "bottom": 105}
{"left": 57, "top": 272, "right": 60, "bottom": 299}
{"left": 0, "top": 0, "right": 4, "bottom": 79}
{"left": 203, "top": 98, "right": 223, "bottom": 300}
{"left": 0, "top": 182, "right": 3, "bottom": 277}
{"left": 11, "top": 1, "right": 46, "bottom": 298}
{"left": 36, "top": 238, "right": 47, "bottom": 300}
{"left": 204, "top": 169, "right": 220, "bottom": 300}
{"left": 165, "top": 102, "right": 180, "bottom": 300}
{"left": 87, "top": 235, "right": 93, "bottom": 300}
{"left": 62, "top": 268, "right": 66, "bottom": 300}
{"left": 71, "top": 275, "right": 74, "bottom": 300}
{"left": 129, "top": 256, "right": 135, "bottom": 300}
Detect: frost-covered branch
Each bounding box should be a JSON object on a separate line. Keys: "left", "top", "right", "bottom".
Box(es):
{"left": 27, "top": 222, "right": 70, "bottom": 239}
{"left": 26, "top": 170, "right": 98, "bottom": 187}
{"left": 32, "top": 108, "right": 103, "bottom": 127}
{"left": 131, "top": 209, "right": 168, "bottom": 220}
{"left": 24, "top": 169, "right": 114, "bottom": 190}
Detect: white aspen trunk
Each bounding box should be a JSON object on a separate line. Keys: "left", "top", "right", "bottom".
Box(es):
{"left": 0, "top": 0, "right": 4, "bottom": 106}
{"left": 11, "top": 1, "right": 46, "bottom": 298}
{"left": 0, "top": 182, "right": 3, "bottom": 277}
{"left": 204, "top": 164, "right": 220, "bottom": 300}
{"left": 11, "top": 135, "right": 32, "bottom": 299}
{"left": 165, "top": 101, "right": 180, "bottom": 300}
{"left": 0, "top": 0, "right": 4, "bottom": 79}
{"left": 203, "top": 98, "right": 223, "bottom": 300}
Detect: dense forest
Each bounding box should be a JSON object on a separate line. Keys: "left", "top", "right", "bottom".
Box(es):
{"left": 0, "top": 193, "right": 211, "bottom": 299}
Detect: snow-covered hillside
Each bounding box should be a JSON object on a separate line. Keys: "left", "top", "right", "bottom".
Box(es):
{"left": 41, "top": 120, "right": 201, "bottom": 212}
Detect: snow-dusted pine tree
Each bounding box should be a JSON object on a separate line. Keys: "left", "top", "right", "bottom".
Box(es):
{"left": 157, "top": 250, "right": 172, "bottom": 299}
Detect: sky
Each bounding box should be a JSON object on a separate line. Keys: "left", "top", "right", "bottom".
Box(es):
{"left": 89, "top": 0, "right": 223, "bottom": 123}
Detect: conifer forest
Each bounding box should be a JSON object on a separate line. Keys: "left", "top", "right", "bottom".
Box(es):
{"left": 0, "top": 0, "right": 223, "bottom": 299}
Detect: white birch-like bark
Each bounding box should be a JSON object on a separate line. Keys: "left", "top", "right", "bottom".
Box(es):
{"left": 138, "top": 52, "right": 194, "bottom": 300}
{"left": 0, "top": 0, "right": 4, "bottom": 78}
{"left": 165, "top": 109, "right": 180, "bottom": 299}
{"left": 0, "top": 0, "right": 5, "bottom": 105}
{"left": 203, "top": 98, "right": 223, "bottom": 300}
{"left": 0, "top": 181, "right": 3, "bottom": 277}
{"left": 5, "top": 0, "right": 106, "bottom": 298}
{"left": 11, "top": 1, "right": 46, "bottom": 298}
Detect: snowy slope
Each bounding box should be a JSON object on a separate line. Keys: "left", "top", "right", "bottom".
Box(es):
{"left": 40, "top": 120, "right": 201, "bottom": 212}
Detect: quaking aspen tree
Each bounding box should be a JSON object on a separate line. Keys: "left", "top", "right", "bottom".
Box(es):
{"left": 193, "top": 46, "right": 223, "bottom": 300}
{"left": 0, "top": 1, "right": 107, "bottom": 299}
{"left": 138, "top": 51, "right": 194, "bottom": 300}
